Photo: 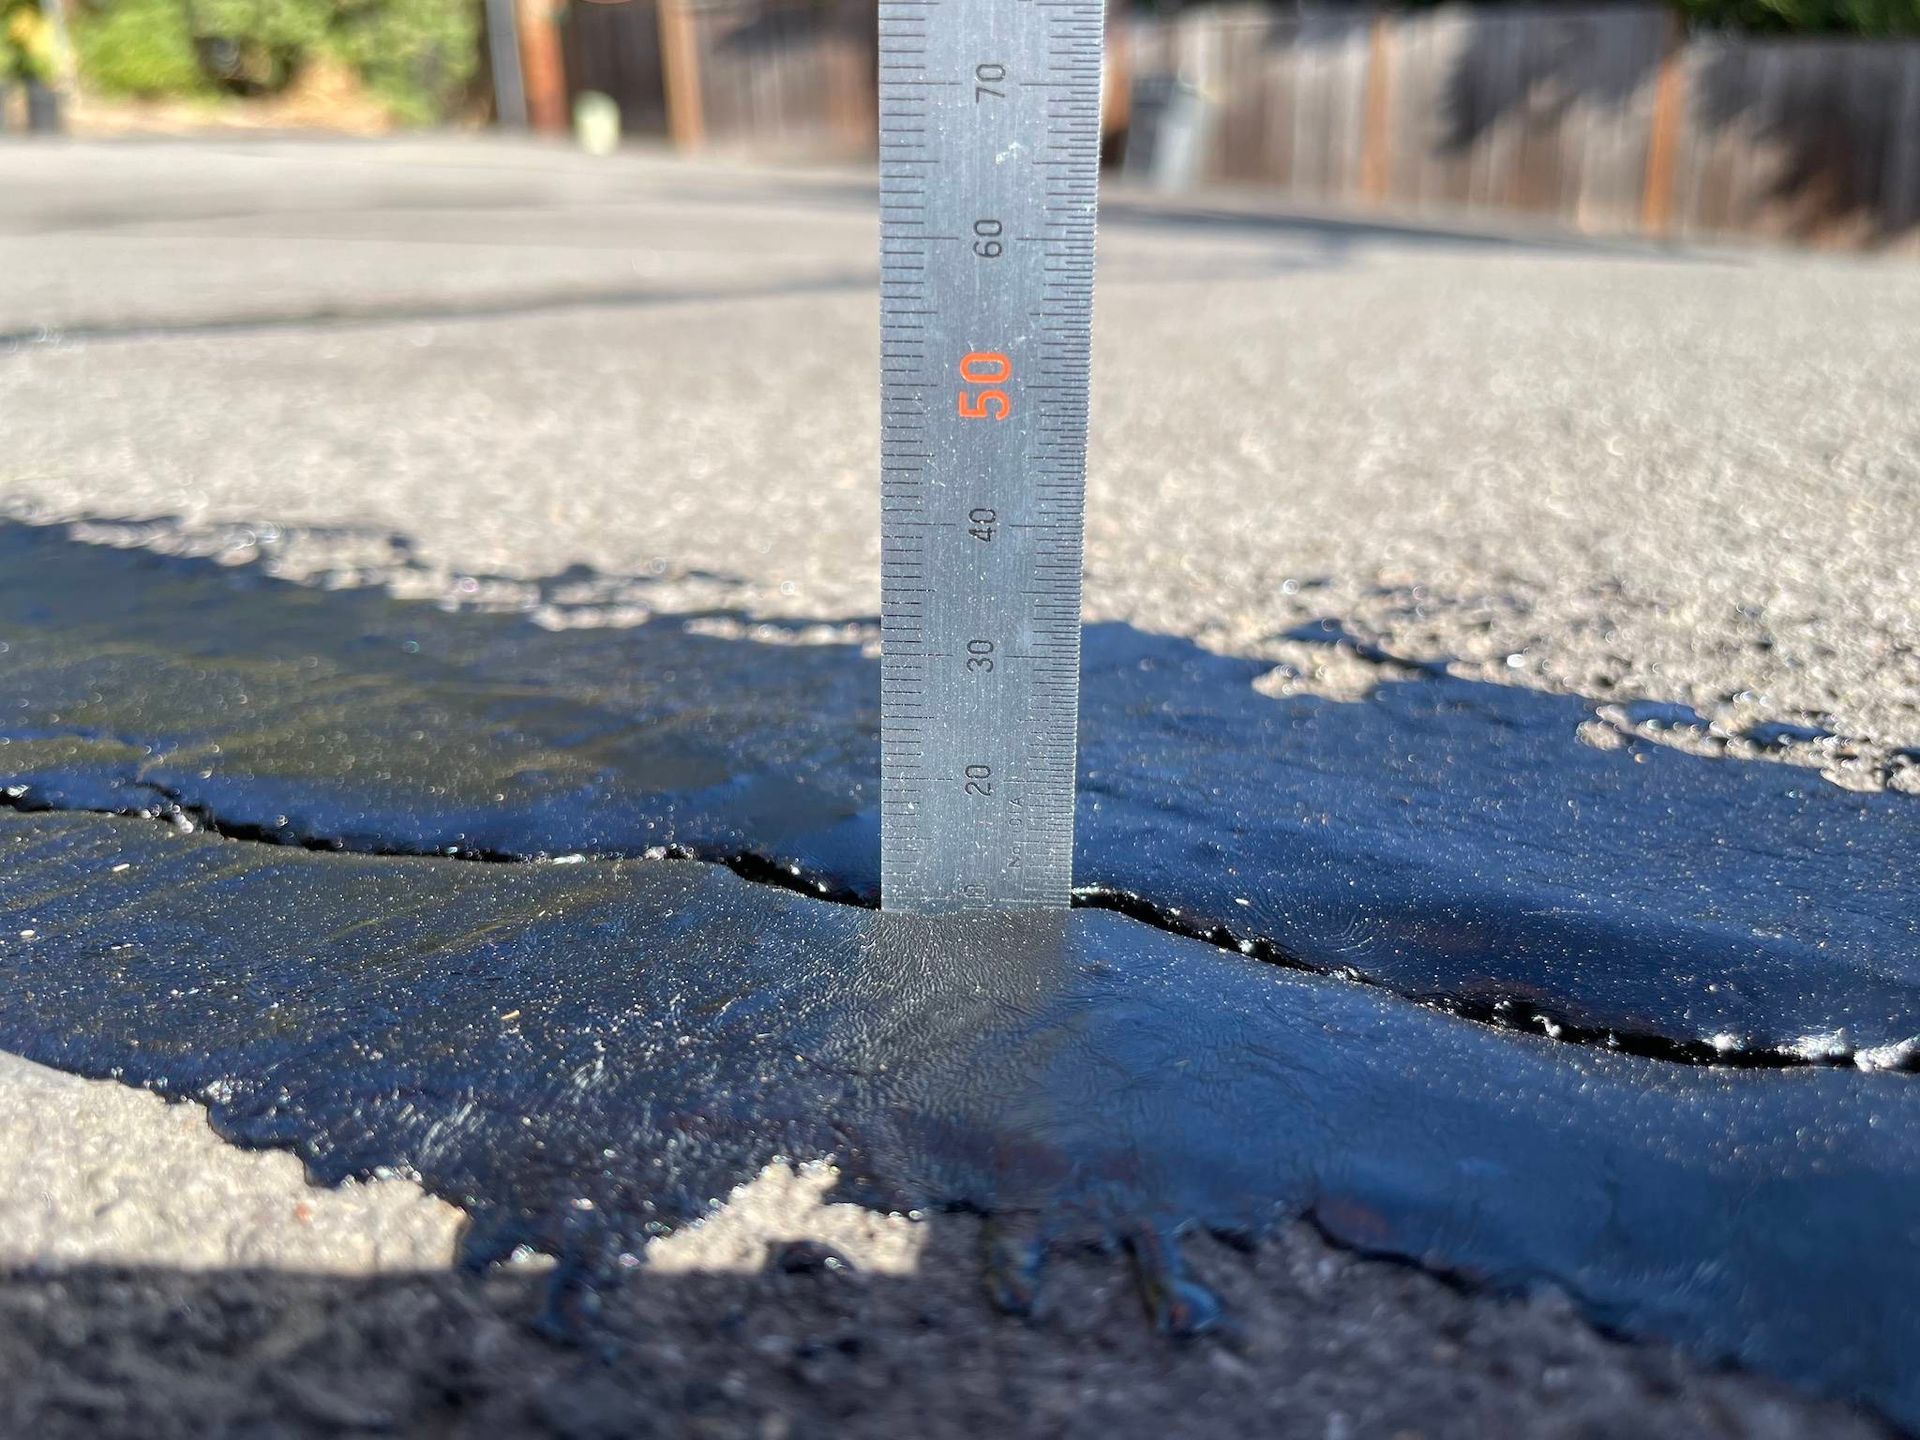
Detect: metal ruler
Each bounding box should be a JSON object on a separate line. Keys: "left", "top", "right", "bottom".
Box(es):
{"left": 878, "top": 0, "right": 1103, "bottom": 913}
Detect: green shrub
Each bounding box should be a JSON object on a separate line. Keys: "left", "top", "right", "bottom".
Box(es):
{"left": 1674, "top": 0, "right": 1920, "bottom": 35}
{"left": 4, "top": 0, "right": 55, "bottom": 84}
{"left": 327, "top": 0, "right": 477, "bottom": 123}
{"left": 187, "top": 0, "right": 331, "bottom": 92}
{"left": 72, "top": 0, "right": 206, "bottom": 96}
{"left": 70, "top": 0, "right": 478, "bottom": 116}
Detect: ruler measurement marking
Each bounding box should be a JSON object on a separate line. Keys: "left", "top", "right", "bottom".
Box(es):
{"left": 879, "top": 0, "right": 1100, "bottom": 914}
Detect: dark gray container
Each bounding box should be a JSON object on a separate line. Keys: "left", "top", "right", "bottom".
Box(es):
{"left": 26, "top": 81, "right": 61, "bottom": 134}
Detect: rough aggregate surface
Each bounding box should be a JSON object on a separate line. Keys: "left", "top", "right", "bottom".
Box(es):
{"left": 4, "top": 1209, "right": 1891, "bottom": 1440}
{"left": 0, "top": 1052, "right": 461, "bottom": 1273}
{"left": 3, "top": 143, "right": 1915, "bottom": 784}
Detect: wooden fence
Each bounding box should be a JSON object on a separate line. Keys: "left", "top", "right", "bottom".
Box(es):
{"left": 553, "top": 0, "right": 1920, "bottom": 249}
{"left": 561, "top": 0, "right": 874, "bottom": 157}
{"left": 1125, "top": 4, "right": 1920, "bottom": 249}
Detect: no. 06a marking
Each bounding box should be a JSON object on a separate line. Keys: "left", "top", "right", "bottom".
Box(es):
{"left": 877, "top": 0, "right": 1103, "bottom": 913}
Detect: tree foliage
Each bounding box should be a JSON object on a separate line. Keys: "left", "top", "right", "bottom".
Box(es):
{"left": 1673, "top": 0, "right": 1920, "bottom": 35}
{"left": 70, "top": 0, "right": 478, "bottom": 118}
{"left": 4, "top": 0, "right": 61, "bottom": 85}
{"left": 71, "top": 0, "right": 204, "bottom": 94}
{"left": 323, "top": 0, "right": 478, "bottom": 122}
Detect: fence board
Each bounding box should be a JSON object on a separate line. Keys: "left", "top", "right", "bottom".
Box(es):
{"left": 1668, "top": 35, "right": 1919, "bottom": 246}
{"left": 1264, "top": 22, "right": 1300, "bottom": 190}
{"left": 566, "top": 0, "right": 670, "bottom": 139}
{"left": 1211, "top": 11, "right": 1280, "bottom": 183}
{"left": 1294, "top": 14, "right": 1335, "bottom": 192}
{"left": 1575, "top": 10, "right": 1665, "bottom": 230}
{"left": 1888, "top": 52, "right": 1920, "bottom": 241}
{"left": 680, "top": 0, "right": 875, "bottom": 159}
{"left": 1316, "top": 9, "right": 1374, "bottom": 201}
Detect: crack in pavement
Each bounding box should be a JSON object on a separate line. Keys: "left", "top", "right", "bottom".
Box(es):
{"left": 2, "top": 780, "right": 1911, "bottom": 1076}
{"left": 0, "top": 270, "right": 878, "bottom": 352}
{"left": 1069, "top": 884, "right": 1918, "bottom": 1073}
{"left": 2, "top": 519, "right": 1915, "bottom": 1066}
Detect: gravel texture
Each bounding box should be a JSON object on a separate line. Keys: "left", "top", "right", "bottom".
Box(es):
{"left": 0, "top": 1156, "right": 1891, "bottom": 1440}
{"left": 0, "top": 1052, "right": 461, "bottom": 1273}
{"left": 3, "top": 139, "right": 1915, "bottom": 785}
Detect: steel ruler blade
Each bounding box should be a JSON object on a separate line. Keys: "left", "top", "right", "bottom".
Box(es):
{"left": 878, "top": 0, "right": 1103, "bottom": 913}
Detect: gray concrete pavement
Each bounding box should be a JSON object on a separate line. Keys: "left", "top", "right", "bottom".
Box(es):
{"left": 0, "top": 1052, "right": 460, "bottom": 1272}
{"left": 4, "top": 137, "right": 1915, "bottom": 790}
{"left": 0, "top": 137, "right": 1915, "bottom": 1435}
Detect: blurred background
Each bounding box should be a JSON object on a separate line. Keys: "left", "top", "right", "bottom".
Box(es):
{"left": 4, "top": 0, "right": 1918, "bottom": 250}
